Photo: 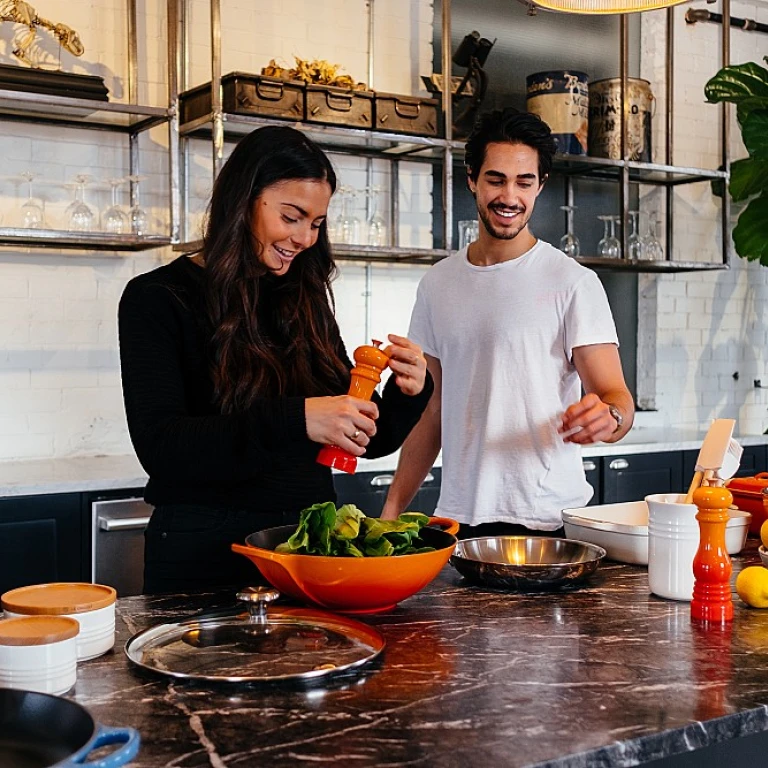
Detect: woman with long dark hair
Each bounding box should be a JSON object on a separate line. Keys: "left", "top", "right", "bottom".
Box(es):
{"left": 118, "top": 126, "right": 432, "bottom": 594}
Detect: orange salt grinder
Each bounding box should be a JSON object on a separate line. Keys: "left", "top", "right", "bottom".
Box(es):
{"left": 691, "top": 485, "right": 734, "bottom": 623}
{"left": 316, "top": 339, "right": 390, "bottom": 474}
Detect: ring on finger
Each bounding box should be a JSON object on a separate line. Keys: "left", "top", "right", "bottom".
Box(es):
{"left": 352, "top": 429, "right": 360, "bottom": 439}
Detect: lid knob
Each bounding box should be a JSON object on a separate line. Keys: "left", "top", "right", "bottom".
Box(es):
{"left": 236, "top": 586, "right": 280, "bottom": 624}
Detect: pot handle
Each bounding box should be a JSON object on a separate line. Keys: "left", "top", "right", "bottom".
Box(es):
{"left": 232, "top": 542, "right": 277, "bottom": 561}
{"left": 71, "top": 725, "right": 140, "bottom": 767}
{"left": 428, "top": 516, "right": 460, "bottom": 536}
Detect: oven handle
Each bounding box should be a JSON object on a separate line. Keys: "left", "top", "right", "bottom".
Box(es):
{"left": 98, "top": 515, "right": 152, "bottom": 532}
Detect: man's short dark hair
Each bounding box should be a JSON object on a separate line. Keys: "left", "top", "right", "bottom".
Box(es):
{"left": 464, "top": 107, "right": 557, "bottom": 183}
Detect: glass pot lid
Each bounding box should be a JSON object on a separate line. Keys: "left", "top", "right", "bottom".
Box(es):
{"left": 124, "top": 586, "right": 385, "bottom": 684}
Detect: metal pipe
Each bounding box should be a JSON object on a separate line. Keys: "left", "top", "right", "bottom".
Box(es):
{"left": 364, "top": 263, "right": 373, "bottom": 345}
{"left": 210, "top": 0, "right": 224, "bottom": 178}
{"left": 127, "top": 0, "right": 138, "bottom": 105}
{"left": 665, "top": 7, "right": 674, "bottom": 261}
{"left": 686, "top": 7, "right": 768, "bottom": 34}
{"left": 721, "top": 0, "right": 731, "bottom": 268}
{"left": 391, "top": 159, "right": 400, "bottom": 248}
{"left": 620, "top": 14, "right": 629, "bottom": 261}
{"left": 442, "top": 0, "right": 453, "bottom": 251}
{"left": 167, "top": 0, "right": 181, "bottom": 244}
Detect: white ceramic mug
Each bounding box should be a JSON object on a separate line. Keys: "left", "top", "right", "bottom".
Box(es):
{"left": 646, "top": 493, "right": 700, "bottom": 601}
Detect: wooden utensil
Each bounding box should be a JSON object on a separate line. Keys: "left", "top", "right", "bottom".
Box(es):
{"left": 684, "top": 419, "right": 738, "bottom": 504}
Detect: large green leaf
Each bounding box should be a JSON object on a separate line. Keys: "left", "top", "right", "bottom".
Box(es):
{"left": 705, "top": 60, "right": 768, "bottom": 105}
{"left": 742, "top": 109, "right": 768, "bottom": 157}
{"left": 737, "top": 98, "right": 768, "bottom": 128}
{"left": 733, "top": 195, "right": 768, "bottom": 265}
{"left": 729, "top": 158, "right": 768, "bottom": 201}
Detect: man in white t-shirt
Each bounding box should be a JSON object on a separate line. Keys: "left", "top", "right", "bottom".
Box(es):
{"left": 381, "top": 108, "right": 634, "bottom": 537}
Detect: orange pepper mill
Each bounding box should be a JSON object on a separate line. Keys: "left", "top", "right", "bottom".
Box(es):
{"left": 316, "top": 339, "right": 390, "bottom": 474}
{"left": 691, "top": 485, "right": 734, "bottom": 623}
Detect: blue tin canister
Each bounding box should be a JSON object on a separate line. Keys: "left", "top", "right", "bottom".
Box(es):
{"left": 526, "top": 70, "right": 589, "bottom": 155}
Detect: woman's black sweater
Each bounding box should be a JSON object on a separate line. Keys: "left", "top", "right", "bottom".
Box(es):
{"left": 118, "top": 256, "right": 433, "bottom": 514}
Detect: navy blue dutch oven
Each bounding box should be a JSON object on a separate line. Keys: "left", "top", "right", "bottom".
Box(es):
{"left": 0, "top": 687, "right": 139, "bottom": 768}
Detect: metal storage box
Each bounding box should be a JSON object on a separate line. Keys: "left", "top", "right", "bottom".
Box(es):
{"left": 179, "top": 73, "right": 305, "bottom": 124}
{"left": 374, "top": 92, "right": 440, "bottom": 137}
{"left": 305, "top": 85, "right": 373, "bottom": 128}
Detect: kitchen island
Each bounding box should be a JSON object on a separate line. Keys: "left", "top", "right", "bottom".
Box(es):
{"left": 67, "top": 544, "right": 768, "bottom": 768}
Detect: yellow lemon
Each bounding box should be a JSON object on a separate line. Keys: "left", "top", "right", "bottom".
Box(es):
{"left": 761, "top": 519, "right": 768, "bottom": 549}
{"left": 736, "top": 566, "right": 768, "bottom": 608}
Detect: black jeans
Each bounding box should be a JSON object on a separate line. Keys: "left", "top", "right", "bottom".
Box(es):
{"left": 457, "top": 522, "right": 565, "bottom": 540}
{"left": 143, "top": 504, "right": 300, "bottom": 595}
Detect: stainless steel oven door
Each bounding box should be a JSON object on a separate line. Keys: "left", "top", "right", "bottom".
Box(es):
{"left": 92, "top": 497, "right": 154, "bottom": 597}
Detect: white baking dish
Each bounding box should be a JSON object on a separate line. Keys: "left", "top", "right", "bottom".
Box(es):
{"left": 562, "top": 501, "right": 750, "bottom": 565}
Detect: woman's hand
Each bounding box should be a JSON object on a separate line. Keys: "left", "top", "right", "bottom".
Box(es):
{"left": 305, "top": 396, "right": 379, "bottom": 456}
{"left": 383, "top": 334, "right": 427, "bottom": 396}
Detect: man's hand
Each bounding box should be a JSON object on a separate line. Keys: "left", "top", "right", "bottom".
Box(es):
{"left": 559, "top": 393, "right": 620, "bottom": 445}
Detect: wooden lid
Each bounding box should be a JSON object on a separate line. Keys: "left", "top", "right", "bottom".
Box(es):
{"left": 0, "top": 616, "right": 80, "bottom": 646}
{"left": 1, "top": 583, "right": 117, "bottom": 615}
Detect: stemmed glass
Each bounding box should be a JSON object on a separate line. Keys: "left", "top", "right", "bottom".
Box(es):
{"left": 597, "top": 215, "right": 621, "bottom": 259}
{"left": 559, "top": 205, "right": 580, "bottom": 258}
{"left": 67, "top": 174, "right": 95, "bottom": 232}
{"left": 102, "top": 178, "right": 129, "bottom": 234}
{"left": 335, "top": 186, "right": 361, "bottom": 245}
{"left": 644, "top": 217, "right": 664, "bottom": 261}
{"left": 127, "top": 175, "right": 149, "bottom": 236}
{"left": 365, "top": 186, "right": 387, "bottom": 247}
{"left": 20, "top": 171, "right": 45, "bottom": 229}
{"left": 628, "top": 211, "right": 645, "bottom": 261}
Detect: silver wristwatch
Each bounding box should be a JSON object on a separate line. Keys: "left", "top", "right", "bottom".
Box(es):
{"left": 608, "top": 404, "right": 623, "bottom": 434}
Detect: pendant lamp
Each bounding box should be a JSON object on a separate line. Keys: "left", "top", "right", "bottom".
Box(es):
{"left": 523, "top": 0, "right": 688, "bottom": 13}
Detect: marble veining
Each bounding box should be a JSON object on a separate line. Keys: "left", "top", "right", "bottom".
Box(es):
{"left": 64, "top": 542, "right": 768, "bottom": 767}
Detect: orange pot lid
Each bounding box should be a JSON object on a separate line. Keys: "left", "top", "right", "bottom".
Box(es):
{"left": 726, "top": 473, "right": 768, "bottom": 496}
{"left": 1, "top": 582, "right": 116, "bottom": 615}
{"left": 0, "top": 615, "right": 80, "bottom": 646}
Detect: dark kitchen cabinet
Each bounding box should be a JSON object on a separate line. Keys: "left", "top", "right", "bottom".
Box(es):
{"left": 683, "top": 445, "right": 767, "bottom": 483}
{"left": 0, "top": 493, "right": 87, "bottom": 594}
{"left": 582, "top": 458, "right": 601, "bottom": 506}
{"left": 333, "top": 468, "right": 442, "bottom": 518}
{"left": 602, "top": 451, "right": 683, "bottom": 504}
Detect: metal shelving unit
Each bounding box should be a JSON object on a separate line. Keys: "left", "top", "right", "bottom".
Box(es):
{"left": 167, "top": 0, "right": 730, "bottom": 271}
{"left": 0, "top": 0, "right": 175, "bottom": 253}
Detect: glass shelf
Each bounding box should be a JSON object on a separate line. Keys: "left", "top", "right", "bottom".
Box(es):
{"left": 0, "top": 89, "right": 169, "bottom": 133}
{"left": 576, "top": 256, "right": 728, "bottom": 273}
{"left": 0, "top": 228, "right": 171, "bottom": 252}
{"left": 179, "top": 112, "right": 449, "bottom": 159}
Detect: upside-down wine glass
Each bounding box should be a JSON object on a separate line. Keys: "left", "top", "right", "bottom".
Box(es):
{"left": 103, "top": 178, "right": 129, "bottom": 234}
{"left": 628, "top": 211, "right": 645, "bottom": 261}
{"left": 20, "top": 171, "right": 45, "bottom": 229}
{"left": 365, "top": 186, "right": 387, "bottom": 247}
{"left": 559, "top": 205, "right": 580, "bottom": 258}
{"left": 597, "top": 215, "right": 621, "bottom": 259}
{"left": 644, "top": 216, "right": 664, "bottom": 261}
{"left": 67, "top": 174, "right": 95, "bottom": 232}
{"left": 127, "top": 175, "right": 149, "bottom": 236}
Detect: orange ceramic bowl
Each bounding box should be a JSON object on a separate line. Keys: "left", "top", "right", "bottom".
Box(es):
{"left": 232, "top": 517, "right": 459, "bottom": 614}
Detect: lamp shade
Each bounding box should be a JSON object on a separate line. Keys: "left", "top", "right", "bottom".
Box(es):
{"left": 530, "top": 0, "right": 688, "bottom": 12}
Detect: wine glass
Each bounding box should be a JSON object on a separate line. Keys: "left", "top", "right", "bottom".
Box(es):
{"left": 644, "top": 217, "right": 664, "bottom": 261}
{"left": 127, "top": 174, "right": 149, "bottom": 236}
{"left": 19, "top": 171, "right": 45, "bottom": 229}
{"left": 559, "top": 205, "right": 580, "bottom": 258}
{"left": 597, "top": 215, "right": 621, "bottom": 259}
{"left": 102, "top": 178, "right": 129, "bottom": 234}
{"left": 627, "top": 211, "right": 645, "bottom": 261}
{"left": 365, "top": 186, "right": 387, "bottom": 247}
{"left": 336, "top": 186, "right": 361, "bottom": 244}
{"left": 67, "top": 174, "right": 95, "bottom": 232}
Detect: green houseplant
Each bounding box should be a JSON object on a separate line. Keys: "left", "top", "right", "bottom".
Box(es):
{"left": 705, "top": 56, "right": 768, "bottom": 266}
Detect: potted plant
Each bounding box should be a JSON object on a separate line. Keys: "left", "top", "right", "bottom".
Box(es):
{"left": 705, "top": 56, "right": 768, "bottom": 266}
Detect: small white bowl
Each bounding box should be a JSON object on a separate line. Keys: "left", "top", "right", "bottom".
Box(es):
{"left": 0, "top": 615, "right": 79, "bottom": 695}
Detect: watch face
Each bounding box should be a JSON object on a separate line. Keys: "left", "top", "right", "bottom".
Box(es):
{"left": 609, "top": 406, "right": 622, "bottom": 429}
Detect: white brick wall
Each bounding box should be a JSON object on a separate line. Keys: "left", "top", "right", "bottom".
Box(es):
{"left": 638, "top": 0, "right": 768, "bottom": 434}
{"left": 0, "top": 0, "right": 434, "bottom": 461}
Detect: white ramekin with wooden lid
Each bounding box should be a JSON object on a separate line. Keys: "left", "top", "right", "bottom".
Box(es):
{"left": 0, "top": 615, "right": 79, "bottom": 695}
{"left": 1, "top": 583, "right": 117, "bottom": 661}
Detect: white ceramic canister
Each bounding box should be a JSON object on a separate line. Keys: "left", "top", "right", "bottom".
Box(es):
{"left": 646, "top": 493, "right": 701, "bottom": 601}
{"left": 1, "top": 583, "right": 117, "bottom": 661}
{"left": 0, "top": 615, "right": 79, "bottom": 695}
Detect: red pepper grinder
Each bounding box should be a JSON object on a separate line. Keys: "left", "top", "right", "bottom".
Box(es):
{"left": 316, "top": 339, "right": 390, "bottom": 474}
{"left": 691, "top": 485, "right": 734, "bottom": 623}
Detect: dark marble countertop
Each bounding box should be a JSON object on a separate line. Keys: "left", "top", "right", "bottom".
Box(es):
{"left": 68, "top": 543, "right": 768, "bottom": 768}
